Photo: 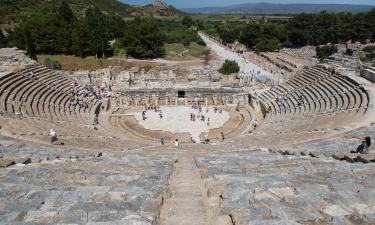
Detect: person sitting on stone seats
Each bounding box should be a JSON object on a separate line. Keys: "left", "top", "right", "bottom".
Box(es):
{"left": 351, "top": 136, "right": 371, "bottom": 154}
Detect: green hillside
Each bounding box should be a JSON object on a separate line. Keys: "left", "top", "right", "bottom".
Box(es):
{"left": 0, "top": 0, "right": 184, "bottom": 24}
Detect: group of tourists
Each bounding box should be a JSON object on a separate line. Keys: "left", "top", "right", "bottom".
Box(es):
{"left": 70, "top": 81, "right": 110, "bottom": 109}
{"left": 142, "top": 103, "right": 162, "bottom": 121}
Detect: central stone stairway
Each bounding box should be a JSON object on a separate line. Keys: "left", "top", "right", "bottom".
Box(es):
{"left": 159, "top": 155, "right": 210, "bottom": 225}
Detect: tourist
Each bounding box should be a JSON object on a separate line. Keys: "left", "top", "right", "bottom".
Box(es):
{"left": 221, "top": 132, "right": 225, "bottom": 142}
{"left": 207, "top": 117, "right": 210, "bottom": 126}
{"left": 159, "top": 111, "right": 163, "bottom": 119}
{"left": 251, "top": 120, "right": 258, "bottom": 131}
{"left": 204, "top": 134, "right": 209, "bottom": 144}
{"left": 175, "top": 139, "right": 179, "bottom": 147}
{"left": 351, "top": 136, "right": 371, "bottom": 154}
{"left": 142, "top": 111, "right": 146, "bottom": 121}
{"left": 299, "top": 90, "right": 305, "bottom": 104}
{"left": 160, "top": 137, "right": 165, "bottom": 146}
{"left": 50, "top": 129, "right": 58, "bottom": 144}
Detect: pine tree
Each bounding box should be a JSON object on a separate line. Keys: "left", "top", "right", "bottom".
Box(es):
{"left": 0, "top": 31, "right": 7, "bottom": 48}
{"left": 58, "top": 0, "right": 75, "bottom": 24}
{"left": 25, "top": 29, "right": 37, "bottom": 60}
{"left": 85, "top": 6, "right": 109, "bottom": 58}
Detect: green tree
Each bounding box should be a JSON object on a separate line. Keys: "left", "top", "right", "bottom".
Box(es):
{"left": 219, "top": 59, "right": 240, "bottom": 75}
{"left": 240, "top": 23, "right": 261, "bottom": 48}
{"left": 58, "top": 0, "right": 75, "bottom": 24}
{"left": 122, "top": 17, "right": 165, "bottom": 59}
{"left": 182, "top": 15, "right": 193, "bottom": 27}
{"left": 0, "top": 31, "right": 7, "bottom": 48}
{"left": 71, "top": 20, "right": 91, "bottom": 57}
{"left": 24, "top": 29, "right": 37, "bottom": 60}
{"left": 85, "top": 6, "right": 110, "bottom": 58}
{"left": 256, "top": 38, "right": 280, "bottom": 52}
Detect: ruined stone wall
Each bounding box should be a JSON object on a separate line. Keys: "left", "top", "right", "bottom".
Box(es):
{"left": 361, "top": 66, "right": 375, "bottom": 83}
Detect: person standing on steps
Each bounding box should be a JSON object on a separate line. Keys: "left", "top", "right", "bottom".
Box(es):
{"left": 50, "top": 129, "right": 58, "bottom": 145}
{"left": 221, "top": 132, "right": 225, "bottom": 142}
{"left": 174, "top": 139, "right": 179, "bottom": 148}
{"left": 160, "top": 137, "right": 165, "bottom": 146}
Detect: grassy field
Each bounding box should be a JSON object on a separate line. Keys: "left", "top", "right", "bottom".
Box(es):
{"left": 164, "top": 43, "right": 185, "bottom": 56}
{"left": 188, "top": 42, "right": 206, "bottom": 58}
{"left": 164, "top": 42, "right": 206, "bottom": 59}
{"left": 37, "top": 55, "right": 134, "bottom": 71}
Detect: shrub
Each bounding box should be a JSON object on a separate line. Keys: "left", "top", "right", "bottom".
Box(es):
{"left": 316, "top": 45, "right": 337, "bottom": 60}
{"left": 44, "top": 58, "right": 61, "bottom": 70}
{"left": 363, "top": 45, "right": 375, "bottom": 53}
{"left": 219, "top": 59, "right": 240, "bottom": 75}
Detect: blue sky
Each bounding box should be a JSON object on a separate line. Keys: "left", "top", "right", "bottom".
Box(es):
{"left": 120, "top": 0, "right": 375, "bottom": 8}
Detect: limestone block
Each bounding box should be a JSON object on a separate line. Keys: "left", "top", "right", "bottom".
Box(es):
{"left": 333, "top": 153, "right": 345, "bottom": 160}
{"left": 344, "top": 154, "right": 358, "bottom": 163}
{"left": 322, "top": 204, "right": 352, "bottom": 216}
{"left": 268, "top": 187, "right": 295, "bottom": 198}
{"left": 0, "top": 159, "right": 15, "bottom": 168}
{"left": 309, "top": 151, "right": 320, "bottom": 158}
{"left": 14, "top": 157, "right": 31, "bottom": 165}
{"left": 215, "top": 215, "right": 232, "bottom": 225}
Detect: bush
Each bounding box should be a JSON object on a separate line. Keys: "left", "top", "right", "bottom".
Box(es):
{"left": 44, "top": 58, "right": 61, "bottom": 70}
{"left": 219, "top": 59, "right": 240, "bottom": 75}
{"left": 316, "top": 45, "right": 337, "bottom": 60}
{"left": 363, "top": 45, "right": 375, "bottom": 53}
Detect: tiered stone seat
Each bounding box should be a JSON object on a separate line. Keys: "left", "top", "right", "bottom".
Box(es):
{"left": 0, "top": 64, "right": 100, "bottom": 124}
{"left": 0, "top": 148, "right": 176, "bottom": 225}
{"left": 283, "top": 122, "right": 375, "bottom": 157}
{"left": 259, "top": 66, "right": 369, "bottom": 119}
{"left": 197, "top": 150, "right": 375, "bottom": 225}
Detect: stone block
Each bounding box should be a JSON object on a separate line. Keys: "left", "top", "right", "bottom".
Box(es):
{"left": 357, "top": 155, "right": 371, "bottom": 163}
{"left": 344, "top": 154, "right": 358, "bottom": 163}
{"left": 309, "top": 151, "right": 320, "bottom": 158}
{"left": 322, "top": 204, "right": 352, "bottom": 216}
{"left": 0, "top": 159, "right": 15, "bottom": 168}
{"left": 333, "top": 153, "right": 345, "bottom": 160}
{"left": 14, "top": 157, "right": 31, "bottom": 165}
{"left": 215, "top": 215, "right": 232, "bottom": 225}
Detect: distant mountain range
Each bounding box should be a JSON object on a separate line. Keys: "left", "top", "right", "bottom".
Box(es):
{"left": 181, "top": 3, "right": 374, "bottom": 14}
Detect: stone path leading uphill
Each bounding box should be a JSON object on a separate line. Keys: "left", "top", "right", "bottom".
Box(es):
{"left": 159, "top": 155, "right": 210, "bottom": 225}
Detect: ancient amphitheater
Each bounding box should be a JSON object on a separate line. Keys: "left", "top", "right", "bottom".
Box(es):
{"left": 1, "top": 44, "right": 375, "bottom": 225}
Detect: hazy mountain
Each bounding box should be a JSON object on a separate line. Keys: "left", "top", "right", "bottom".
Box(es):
{"left": 181, "top": 2, "right": 374, "bottom": 14}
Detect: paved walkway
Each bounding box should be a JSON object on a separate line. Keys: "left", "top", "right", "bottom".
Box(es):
{"left": 127, "top": 106, "right": 230, "bottom": 142}
{"left": 199, "top": 32, "right": 280, "bottom": 84}
{"left": 159, "top": 155, "right": 210, "bottom": 225}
